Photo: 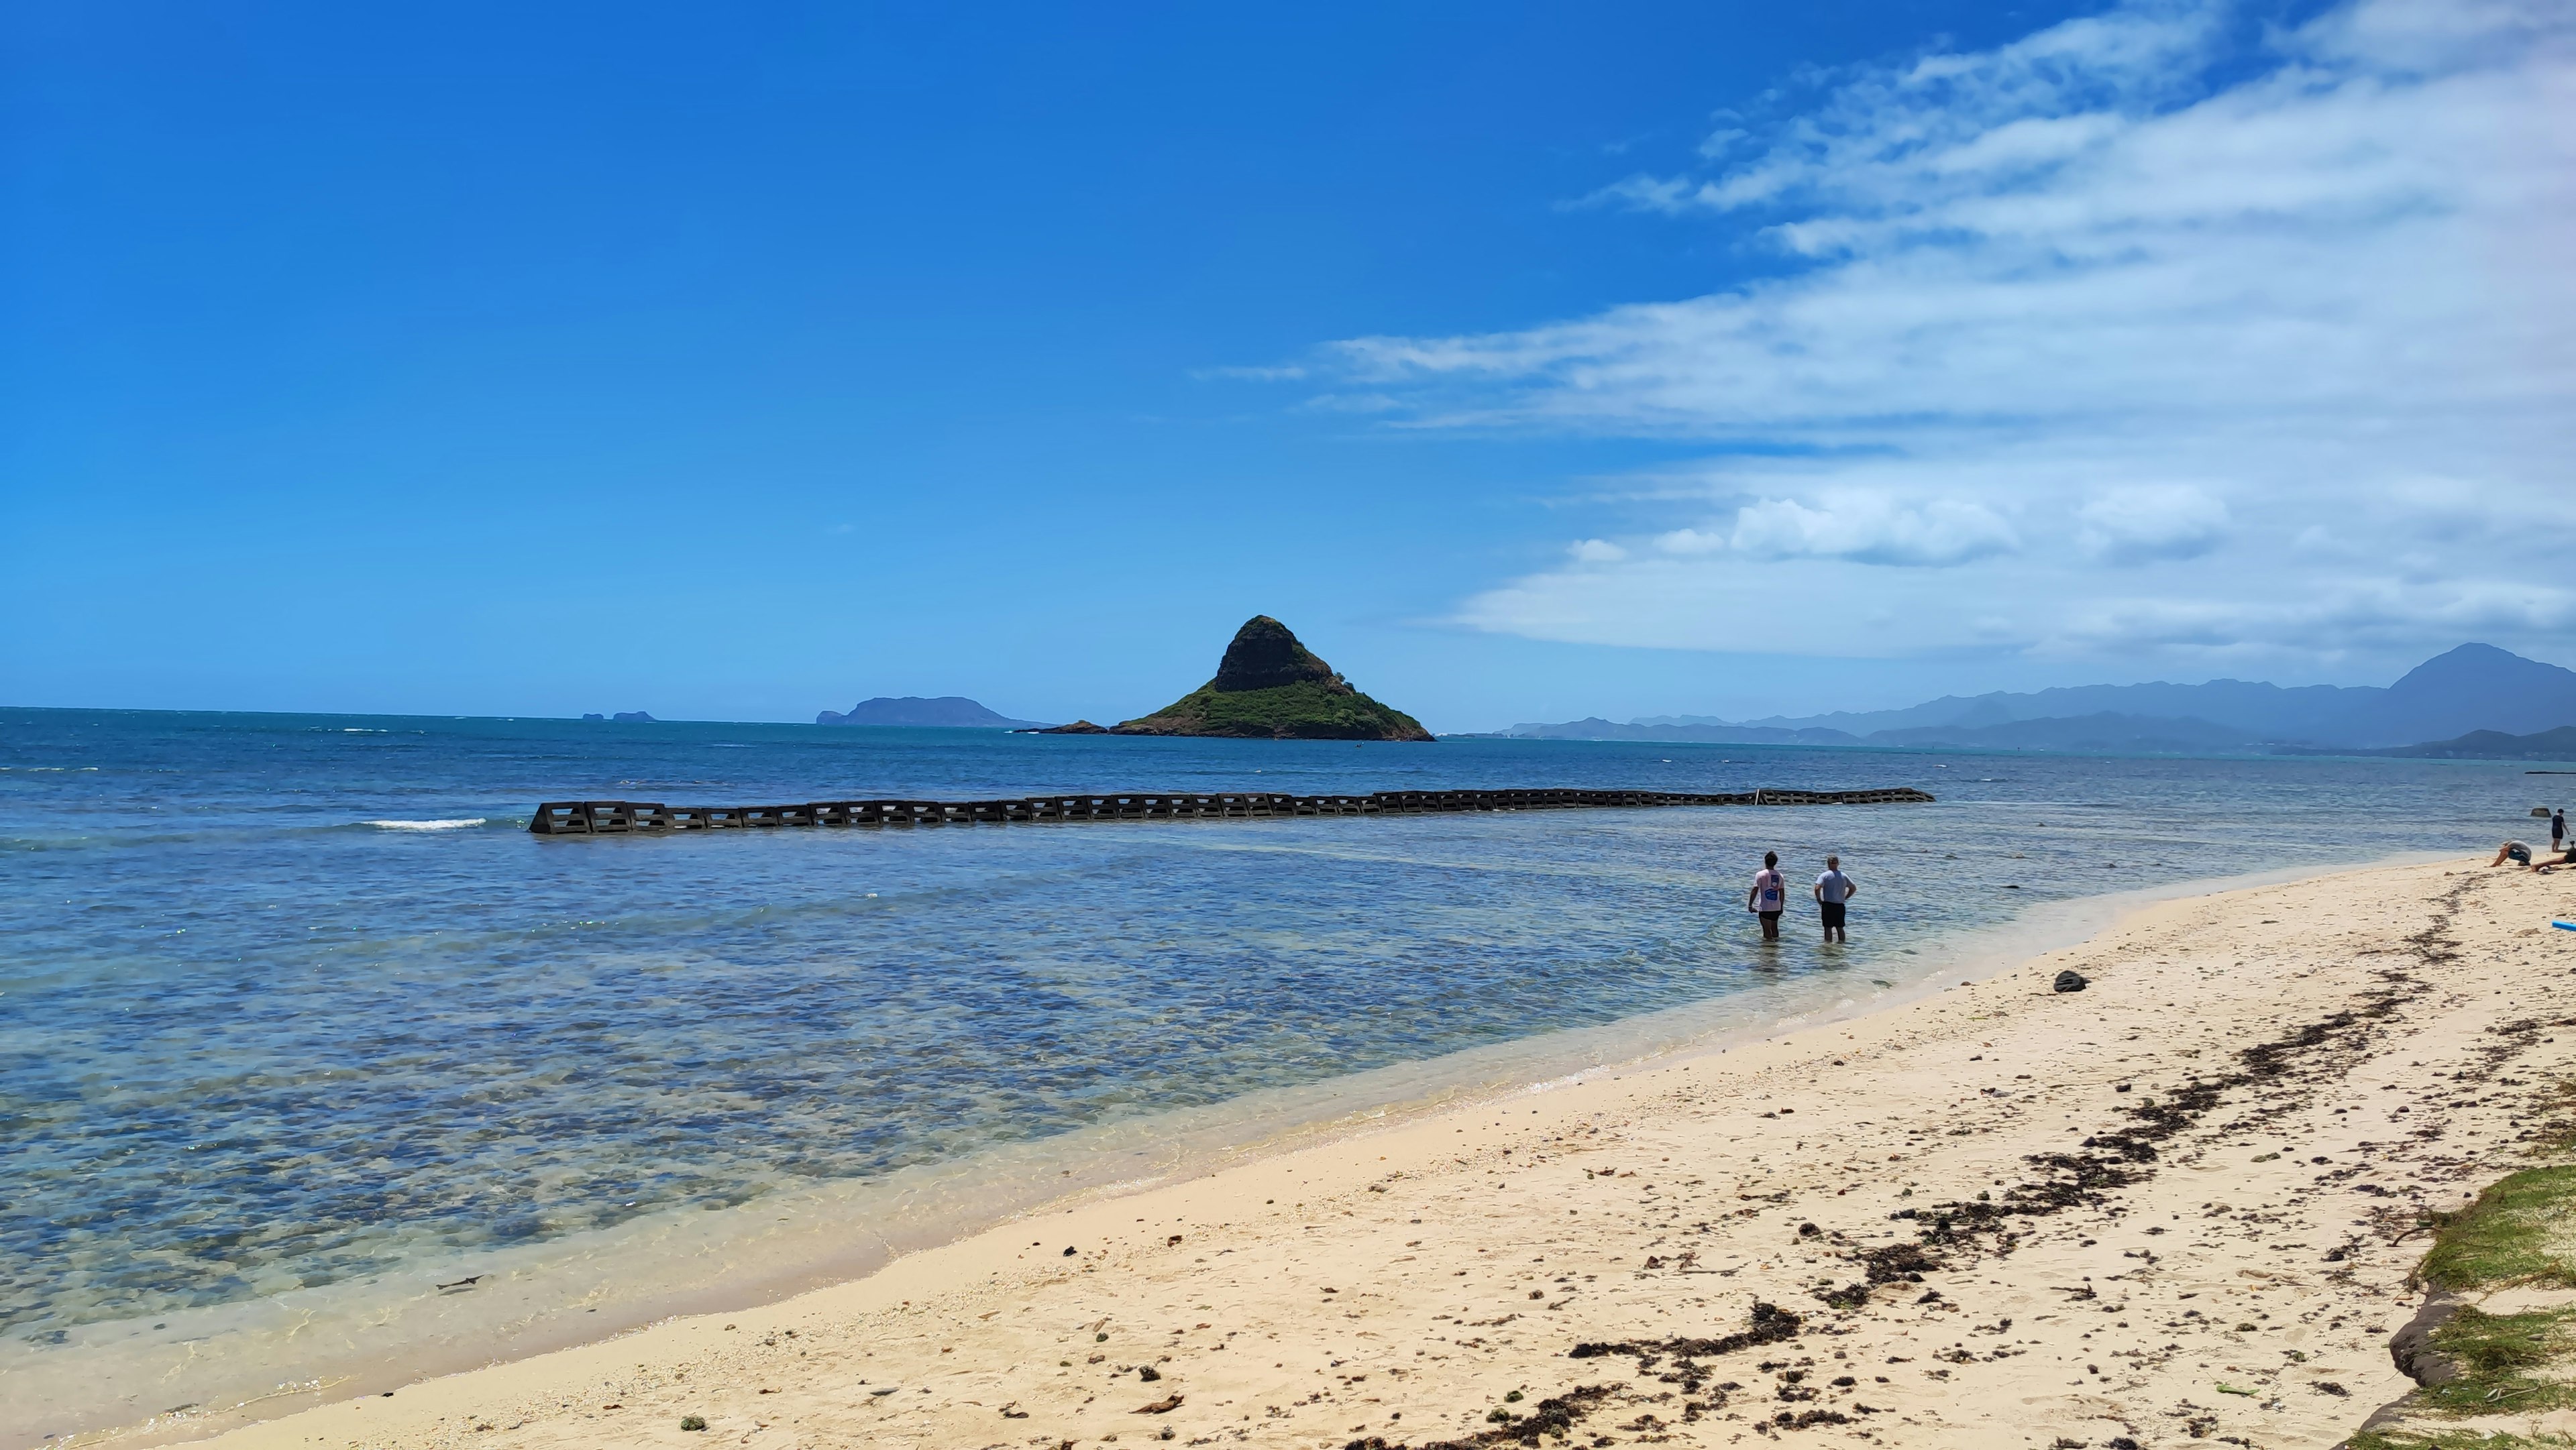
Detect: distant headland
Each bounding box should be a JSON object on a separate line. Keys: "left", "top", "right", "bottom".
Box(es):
{"left": 1034, "top": 616, "right": 1432, "bottom": 742}
{"left": 817, "top": 696, "right": 1050, "bottom": 729}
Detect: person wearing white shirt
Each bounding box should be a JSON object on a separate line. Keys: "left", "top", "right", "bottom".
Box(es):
{"left": 1813, "top": 855, "right": 1856, "bottom": 943}
{"left": 1746, "top": 850, "right": 1787, "bottom": 942}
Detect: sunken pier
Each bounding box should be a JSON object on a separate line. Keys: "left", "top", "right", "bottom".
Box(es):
{"left": 529, "top": 785, "right": 1933, "bottom": 836}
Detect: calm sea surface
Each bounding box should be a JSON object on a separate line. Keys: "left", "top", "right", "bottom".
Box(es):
{"left": 0, "top": 708, "right": 2552, "bottom": 1433}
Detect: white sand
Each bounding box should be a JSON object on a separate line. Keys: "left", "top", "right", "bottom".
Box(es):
{"left": 139, "top": 856, "right": 2576, "bottom": 1449}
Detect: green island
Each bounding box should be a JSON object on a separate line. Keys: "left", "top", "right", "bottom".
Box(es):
{"left": 1072, "top": 615, "right": 1432, "bottom": 742}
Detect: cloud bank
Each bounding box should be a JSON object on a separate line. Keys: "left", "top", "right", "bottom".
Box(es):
{"left": 1321, "top": 0, "right": 2576, "bottom": 667}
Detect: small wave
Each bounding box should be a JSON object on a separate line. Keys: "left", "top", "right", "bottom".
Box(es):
{"left": 362, "top": 818, "right": 488, "bottom": 832}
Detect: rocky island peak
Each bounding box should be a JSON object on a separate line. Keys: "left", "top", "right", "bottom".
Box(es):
{"left": 1093, "top": 615, "right": 1432, "bottom": 742}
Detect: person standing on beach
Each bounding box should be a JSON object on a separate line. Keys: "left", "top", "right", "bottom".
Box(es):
{"left": 1748, "top": 851, "right": 1787, "bottom": 942}
{"left": 1813, "top": 854, "right": 1856, "bottom": 943}
{"left": 2555, "top": 810, "right": 2566, "bottom": 856}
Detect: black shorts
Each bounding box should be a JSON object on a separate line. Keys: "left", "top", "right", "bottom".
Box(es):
{"left": 1820, "top": 901, "right": 1847, "bottom": 928}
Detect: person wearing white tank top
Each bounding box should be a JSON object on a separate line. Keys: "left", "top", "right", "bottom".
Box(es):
{"left": 1746, "top": 850, "right": 1786, "bottom": 942}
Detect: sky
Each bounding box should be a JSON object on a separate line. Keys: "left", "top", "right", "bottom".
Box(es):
{"left": 5, "top": 0, "right": 2571, "bottom": 732}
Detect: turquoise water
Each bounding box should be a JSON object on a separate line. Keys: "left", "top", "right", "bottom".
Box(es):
{"left": 0, "top": 707, "right": 2547, "bottom": 1431}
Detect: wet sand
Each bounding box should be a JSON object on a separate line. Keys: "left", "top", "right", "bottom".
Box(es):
{"left": 150, "top": 854, "right": 2576, "bottom": 1449}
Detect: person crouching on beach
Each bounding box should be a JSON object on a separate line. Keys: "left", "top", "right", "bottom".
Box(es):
{"left": 1748, "top": 851, "right": 1787, "bottom": 941}
{"left": 1814, "top": 854, "right": 1856, "bottom": 943}
{"left": 2493, "top": 841, "right": 2536, "bottom": 868}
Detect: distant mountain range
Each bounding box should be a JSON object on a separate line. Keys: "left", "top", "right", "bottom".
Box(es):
{"left": 2363, "top": 724, "right": 2576, "bottom": 761}
{"left": 1495, "top": 644, "right": 2576, "bottom": 756}
{"left": 816, "top": 696, "right": 1051, "bottom": 729}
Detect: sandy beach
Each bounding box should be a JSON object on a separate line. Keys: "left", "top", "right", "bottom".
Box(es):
{"left": 138, "top": 854, "right": 2576, "bottom": 1450}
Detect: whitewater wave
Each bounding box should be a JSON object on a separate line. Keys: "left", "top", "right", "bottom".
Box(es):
{"left": 362, "top": 818, "right": 488, "bottom": 832}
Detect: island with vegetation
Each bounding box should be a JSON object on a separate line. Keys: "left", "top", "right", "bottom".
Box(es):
{"left": 1042, "top": 616, "right": 1432, "bottom": 741}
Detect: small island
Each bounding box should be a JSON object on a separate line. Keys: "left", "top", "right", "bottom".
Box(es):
{"left": 1053, "top": 616, "right": 1432, "bottom": 741}
{"left": 817, "top": 696, "right": 1048, "bottom": 729}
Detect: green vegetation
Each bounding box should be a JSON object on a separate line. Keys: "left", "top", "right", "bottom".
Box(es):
{"left": 2354, "top": 1159, "right": 2576, "bottom": 1449}
{"left": 2523, "top": 1081, "right": 2576, "bottom": 1157}
{"left": 1112, "top": 616, "right": 1434, "bottom": 741}
{"left": 2422, "top": 1167, "right": 2576, "bottom": 1292}
{"left": 2415, "top": 1304, "right": 2576, "bottom": 1417}
{"left": 1120, "top": 679, "right": 1430, "bottom": 740}
{"left": 2351, "top": 1430, "right": 2576, "bottom": 1450}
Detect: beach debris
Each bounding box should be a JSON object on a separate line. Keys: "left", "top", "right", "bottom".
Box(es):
{"left": 435, "top": 1274, "right": 482, "bottom": 1292}
{"left": 1814, "top": 1282, "right": 1872, "bottom": 1310}
{"left": 2053, "top": 970, "right": 2088, "bottom": 993}
{"left": 1138, "top": 1365, "right": 1161, "bottom": 1382}
{"left": 1856, "top": 1241, "right": 1940, "bottom": 1283}
{"left": 679, "top": 1415, "right": 708, "bottom": 1431}
{"left": 1063, "top": 1246, "right": 1077, "bottom": 1256}
{"left": 1134, "top": 1394, "right": 1183, "bottom": 1413}
{"left": 1570, "top": 1300, "right": 1803, "bottom": 1361}
{"left": 1346, "top": 1384, "right": 1611, "bottom": 1450}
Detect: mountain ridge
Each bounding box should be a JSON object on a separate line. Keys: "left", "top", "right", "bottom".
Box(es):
{"left": 1499, "top": 644, "right": 2576, "bottom": 753}
{"left": 2357, "top": 724, "right": 2576, "bottom": 761}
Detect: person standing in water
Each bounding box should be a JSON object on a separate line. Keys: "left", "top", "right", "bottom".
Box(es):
{"left": 1813, "top": 854, "right": 1856, "bottom": 943}
{"left": 1748, "top": 851, "right": 1787, "bottom": 941}
{"left": 2554, "top": 809, "right": 2566, "bottom": 857}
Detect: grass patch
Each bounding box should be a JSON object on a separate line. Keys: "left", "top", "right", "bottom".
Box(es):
{"left": 2414, "top": 1304, "right": 2576, "bottom": 1417}
{"left": 2422, "top": 1167, "right": 2576, "bottom": 1292}
{"left": 2359, "top": 1160, "right": 2576, "bottom": 1447}
{"left": 2524, "top": 1081, "right": 2576, "bottom": 1158}
{"left": 2350, "top": 1430, "right": 2576, "bottom": 1450}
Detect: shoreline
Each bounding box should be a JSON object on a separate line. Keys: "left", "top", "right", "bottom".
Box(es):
{"left": 24, "top": 847, "right": 2485, "bottom": 1450}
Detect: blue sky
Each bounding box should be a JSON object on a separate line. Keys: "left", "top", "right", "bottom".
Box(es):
{"left": 7, "top": 0, "right": 2571, "bottom": 731}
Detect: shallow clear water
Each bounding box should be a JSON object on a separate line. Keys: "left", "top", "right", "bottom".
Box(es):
{"left": 0, "top": 707, "right": 2547, "bottom": 1401}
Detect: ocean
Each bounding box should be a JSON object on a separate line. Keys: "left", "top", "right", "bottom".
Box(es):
{"left": 0, "top": 707, "right": 2545, "bottom": 1441}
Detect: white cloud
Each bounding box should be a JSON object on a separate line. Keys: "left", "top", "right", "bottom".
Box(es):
{"left": 2076, "top": 485, "right": 2229, "bottom": 564}
{"left": 1653, "top": 527, "right": 1728, "bottom": 555}
{"left": 1197, "top": 364, "right": 1310, "bottom": 382}
{"left": 1729, "top": 493, "right": 2019, "bottom": 565}
{"left": 1313, "top": 0, "right": 2576, "bottom": 667}
{"left": 1568, "top": 538, "right": 1627, "bottom": 563}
